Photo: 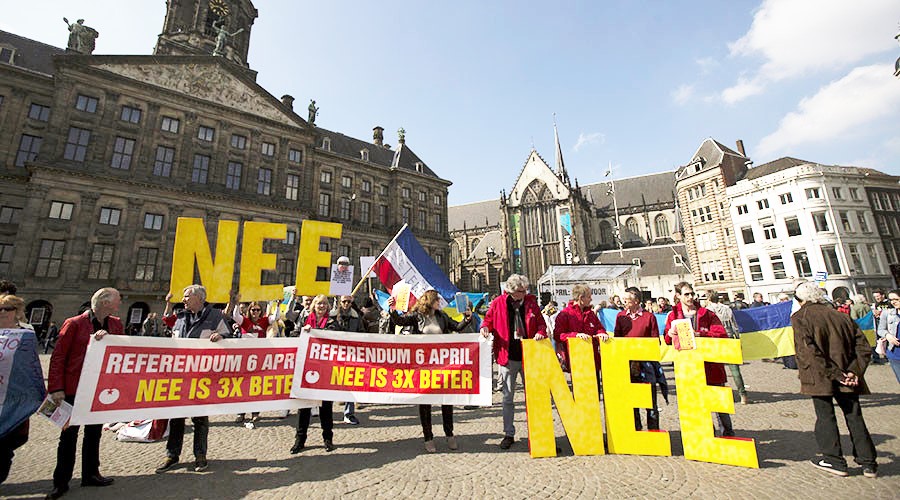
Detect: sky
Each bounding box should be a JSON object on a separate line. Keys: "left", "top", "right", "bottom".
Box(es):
{"left": 4, "top": 1, "right": 900, "bottom": 206}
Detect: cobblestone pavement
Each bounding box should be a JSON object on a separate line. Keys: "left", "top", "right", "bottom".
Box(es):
{"left": 2, "top": 356, "right": 898, "bottom": 499}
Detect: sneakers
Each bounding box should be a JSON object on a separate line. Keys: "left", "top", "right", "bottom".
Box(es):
{"left": 194, "top": 455, "right": 208, "bottom": 472}
{"left": 499, "top": 436, "right": 514, "bottom": 450}
{"left": 740, "top": 393, "right": 750, "bottom": 405}
{"left": 155, "top": 456, "right": 178, "bottom": 474}
{"left": 447, "top": 436, "right": 458, "bottom": 450}
{"left": 343, "top": 414, "right": 360, "bottom": 425}
{"left": 862, "top": 466, "right": 878, "bottom": 478}
{"left": 810, "top": 457, "right": 848, "bottom": 477}
{"left": 424, "top": 440, "right": 437, "bottom": 453}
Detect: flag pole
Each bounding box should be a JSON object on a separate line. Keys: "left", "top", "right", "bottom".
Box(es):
{"left": 349, "top": 223, "right": 408, "bottom": 297}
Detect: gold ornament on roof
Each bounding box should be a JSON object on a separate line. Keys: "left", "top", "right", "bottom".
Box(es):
{"left": 209, "top": 0, "right": 230, "bottom": 17}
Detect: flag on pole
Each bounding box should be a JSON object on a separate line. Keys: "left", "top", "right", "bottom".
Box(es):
{"left": 372, "top": 224, "right": 459, "bottom": 307}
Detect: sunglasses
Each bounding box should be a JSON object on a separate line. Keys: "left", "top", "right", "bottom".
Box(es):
{"left": 682, "top": 292, "right": 695, "bottom": 296}
{"left": 341, "top": 300, "right": 352, "bottom": 304}
{"left": 250, "top": 308, "right": 261, "bottom": 312}
{"left": 0, "top": 306, "right": 16, "bottom": 312}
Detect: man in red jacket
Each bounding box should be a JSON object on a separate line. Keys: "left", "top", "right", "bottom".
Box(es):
{"left": 664, "top": 283, "right": 733, "bottom": 437}
{"left": 46, "top": 288, "right": 123, "bottom": 499}
{"left": 480, "top": 274, "right": 547, "bottom": 450}
{"left": 554, "top": 283, "right": 607, "bottom": 383}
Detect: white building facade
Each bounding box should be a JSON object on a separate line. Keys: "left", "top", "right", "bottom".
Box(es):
{"left": 727, "top": 158, "right": 895, "bottom": 302}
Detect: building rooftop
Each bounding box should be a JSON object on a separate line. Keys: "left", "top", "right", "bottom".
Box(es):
{"left": 0, "top": 30, "right": 66, "bottom": 75}
{"left": 447, "top": 199, "right": 501, "bottom": 231}
{"left": 581, "top": 171, "right": 677, "bottom": 212}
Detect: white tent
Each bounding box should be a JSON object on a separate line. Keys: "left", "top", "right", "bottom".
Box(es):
{"left": 536, "top": 264, "right": 634, "bottom": 305}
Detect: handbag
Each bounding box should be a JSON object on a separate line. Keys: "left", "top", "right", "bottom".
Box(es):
{"left": 875, "top": 337, "right": 887, "bottom": 357}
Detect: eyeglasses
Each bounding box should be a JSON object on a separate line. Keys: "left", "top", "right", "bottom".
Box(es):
{"left": 0, "top": 306, "right": 16, "bottom": 312}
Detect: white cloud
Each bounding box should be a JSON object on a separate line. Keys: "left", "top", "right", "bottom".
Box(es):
{"left": 671, "top": 84, "right": 695, "bottom": 105}
{"left": 756, "top": 64, "right": 900, "bottom": 156}
{"left": 721, "top": 0, "right": 899, "bottom": 102}
{"left": 721, "top": 76, "right": 765, "bottom": 104}
{"left": 695, "top": 57, "right": 717, "bottom": 74}
{"left": 573, "top": 132, "right": 606, "bottom": 152}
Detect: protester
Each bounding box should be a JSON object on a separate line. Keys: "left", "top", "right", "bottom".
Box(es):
{"left": 657, "top": 297, "right": 673, "bottom": 313}
{"left": 837, "top": 299, "right": 852, "bottom": 315}
{"left": 141, "top": 312, "right": 165, "bottom": 337}
{"left": 749, "top": 292, "right": 769, "bottom": 308}
{"left": 791, "top": 282, "right": 877, "bottom": 478}
{"left": 480, "top": 274, "right": 547, "bottom": 450}
{"left": 730, "top": 293, "right": 750, "bottom": 311}
{"left": 875, "top": 289, "right": 900, "bottom": 384}
{"left": 0, "top": 294, "right": 40, "bottom": 484}
{"left": 360, "top": 296, "right": 382, "bottom": 333}
{"left": 542, "top": 301, "right": 559, "bottom": 342}
{"left": 849, "top": 295, "right": 870, "bottom": 321}
{"left": 43, "top": 321, "right": 59, "bottom": 353}
{"left": 292, "top": 295, "right": 337, "bottom": 454}
{"left": 609, "top": 295, "right": 624, "bottom": 310}
{"left": 46, "top": 288, "right": 122, "bottom": 499}
{"left": 614, "top": 289, "right": 661, "bottom": 430}
{"left": 664, "top": 283, "right": 734, "bottom": 436}
{"left": 704, "top": 290, "right": 749, "bottom": 404}
{"left": 554, "top": 284, "right": 607, "bottom": 379}
{"left": 230, "top": 295, "right": 278, "bottom": 427}
{"left": 156, "top": 285, "right": 230, "bottom": 474}
{"left": 332, "top": 295, "right": 364, "bottom": 425}
{"left": 389, "top": 290, "right": 472, "bottom": 452}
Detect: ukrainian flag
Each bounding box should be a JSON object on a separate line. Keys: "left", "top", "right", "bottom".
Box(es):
{"left": 854, "top": 311, "right": 877, "bottom": 346}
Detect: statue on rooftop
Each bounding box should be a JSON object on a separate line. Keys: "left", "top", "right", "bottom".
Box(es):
{"left": 212, "top": 19, "right": 244, "bottom": 57}
{"left": 308, "top": 100, "right": 318, "bottom": 125}
{"left": 63, "top": 17, "right": 98, "bottom": 55}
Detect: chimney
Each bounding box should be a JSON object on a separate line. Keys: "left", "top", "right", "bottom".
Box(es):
{"left": 281, "top": 94, "right": 294, "bottom": 110}
{"left": 736, "top": 139, "right": 746, "bottom": 157}
{"left": 373, "top": 126, "right": 384, "bottom": 146}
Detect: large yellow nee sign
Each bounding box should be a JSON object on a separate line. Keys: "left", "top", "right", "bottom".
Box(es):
{"left": 522, "top": 337, "right": 758, "bottom": 468}
{"left": 169, "top": 217, "right": 342, "bottom": 303}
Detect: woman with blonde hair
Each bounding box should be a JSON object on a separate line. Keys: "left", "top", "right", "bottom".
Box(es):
{"left": 389, "top": 290, "right": 472, "bottom": 453}
{"left": 0, "top": 294, "right": 44, "bottom": 483}
{"left": 291, "top": 294, "right": 338, "bottom": 454}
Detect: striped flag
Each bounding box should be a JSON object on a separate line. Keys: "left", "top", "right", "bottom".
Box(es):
{"left": 371, "top": 224, "right": 459, "bottom": 307}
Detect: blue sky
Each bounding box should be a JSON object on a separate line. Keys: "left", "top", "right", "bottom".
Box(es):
{"left": 5, "top": 1, "right": 900, "bottom": 205}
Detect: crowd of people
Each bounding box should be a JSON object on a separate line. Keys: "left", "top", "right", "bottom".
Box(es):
{"left": 0, "top": 273, "right": 897, "bottom": 497}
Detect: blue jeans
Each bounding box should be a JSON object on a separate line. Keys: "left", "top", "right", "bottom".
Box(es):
{"left": 890, "top": 359, "right": 900, "bottom": 384}
{"left": 498, "top": 360, "right": 524, "bottom": 437}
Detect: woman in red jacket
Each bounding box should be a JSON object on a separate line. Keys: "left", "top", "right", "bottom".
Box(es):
{"left": 664, "top": 283, "right": 734, "bottom": 436}
{"left": 554, "top": 284, "right": 608, "bottom": 395}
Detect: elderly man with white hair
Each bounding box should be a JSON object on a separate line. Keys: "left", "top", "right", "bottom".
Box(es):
{"left": 46, "top": 288, "right": 123, "bottom": 499}
{"left": 156, "top": 284, "right": 231, "bottom": 475}
{"left": 791, "top": 281, "right": 877, "bottom": 478}
{"left": 480, "top": 274, "right": 547, "bottom": 449}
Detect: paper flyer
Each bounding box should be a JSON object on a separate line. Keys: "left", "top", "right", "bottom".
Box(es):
{"left": 393, "top": 282, "right": 412, "bottom": 312}
{"left": 38, "top": 396, "right": 73, "bottom": 429}
{"left": 671, "top": 319, "right": 695, "bottom": 351}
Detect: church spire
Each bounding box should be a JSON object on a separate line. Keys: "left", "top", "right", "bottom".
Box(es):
{"left": 553, "top": 114, "right": 570, "bottom": 186}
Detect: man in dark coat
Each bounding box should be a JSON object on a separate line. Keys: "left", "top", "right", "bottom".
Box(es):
{"left": 792, "top": 282, "right": 877, "bottom": 478}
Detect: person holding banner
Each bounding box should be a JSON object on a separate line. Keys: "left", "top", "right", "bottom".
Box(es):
{"left": 0, "top": 294, "right": 43, "bottom": 484}
{"left": 554, "top": 284, "right": 607, "bottom": 382}
{"left": 46, "top": 288, "right": 123, "bottom": 499}
{"left": 388, "top": 290, "right": 472, "bottom": 452}
{"left": 480, "top": 274, "right": 547, "bottom": 450}
{"left": 231, "top": 296, "right": 278, "bottom": 426}
{"left": 332, "top": 295, "right": 365, "bottom": 425}
{"left": 663, "top": 283, "right": 734, "bottom": 437}
{"left": 156, "top": 285, "right": 230, "bottom": 475}
{"left": 292, "top": 294, "right": 338, "bottom": 453}
{"left": 614, "top": 289, "right": 662, "bottom": 431}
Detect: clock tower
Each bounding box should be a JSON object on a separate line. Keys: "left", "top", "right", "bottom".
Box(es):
{"left": 154, "top": 0, "right": 258, "bottom": 67}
